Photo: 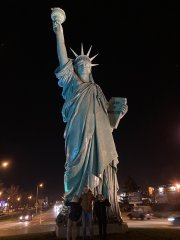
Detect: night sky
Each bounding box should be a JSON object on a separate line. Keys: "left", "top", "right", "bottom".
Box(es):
{"left": 0, "top": 1, "right": 179, "bottom": 199}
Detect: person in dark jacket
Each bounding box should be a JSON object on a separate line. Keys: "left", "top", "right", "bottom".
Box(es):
{"left": 94, "top": 194, "right": 111, "bottom": 240}
{"left": 65, "top": 195, "right": 82, "bottom": 240}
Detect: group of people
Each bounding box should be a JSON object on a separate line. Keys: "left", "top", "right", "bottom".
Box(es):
{"left": 57, "top": 185, "right": 111, "bottom": 240}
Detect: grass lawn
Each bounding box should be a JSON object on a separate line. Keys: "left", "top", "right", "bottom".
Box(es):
{"left": 0, "top": 228, "right": 180, "bottom": 240}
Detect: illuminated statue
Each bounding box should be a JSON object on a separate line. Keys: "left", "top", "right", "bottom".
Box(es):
{"left": 51, "top": 7, "right": 128, "bottom": 221}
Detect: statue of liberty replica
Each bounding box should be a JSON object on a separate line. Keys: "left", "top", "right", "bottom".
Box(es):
{"left": 51, "top": 7, "right": 128, "bottom": 223}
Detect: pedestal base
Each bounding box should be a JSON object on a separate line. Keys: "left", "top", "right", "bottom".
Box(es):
{"left": 55, "top": 221, "right": 128, "bottom": 239}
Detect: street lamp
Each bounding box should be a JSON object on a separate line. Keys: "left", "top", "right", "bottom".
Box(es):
{"left": 27, "top": 195, "right": 32, "bottom": 208}
{"left": 28, "top": 195, "right": 32, "bottom": 200}
{"left": 0, "top": 161, "right": 10, "bottom": 169}
{"left": 17, "top": 197, "right": 21, "bottom": 201}
{"left": 0, "top": 192, "right": 2, "bottom": 210}
{"left": 17, "top": 197, "right": 21, "bottom": 210}
{"left": 35, "top": 183, "right": 43, "bottom": 214}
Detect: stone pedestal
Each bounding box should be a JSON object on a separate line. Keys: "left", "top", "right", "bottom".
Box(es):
{"left": 55, "top": 221, "right": 128, "bottom": 239}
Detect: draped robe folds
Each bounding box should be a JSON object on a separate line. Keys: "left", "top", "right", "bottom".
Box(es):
{"left": 55, "top": 60, "right": 121, "bottom": 220}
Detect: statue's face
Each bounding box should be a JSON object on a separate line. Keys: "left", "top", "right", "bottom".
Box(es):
{"left": 75, "top": 61, "right": 91, "bottom": 80}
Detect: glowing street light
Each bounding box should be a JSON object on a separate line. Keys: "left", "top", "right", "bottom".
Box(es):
{"left": 0, "top": 192, "right": 3, "bottom": 210}
{"left": 28, "top": 195, "right": 32, "bottom": 200}
{"left": 35, "top": 183, "right": 44, "bottom": 214}
{"left": 17, "top": 197, "right": 21, "bottom": 201}
{"left": 27, "top": 195, "right": 32, "bottom": 208}
{"left": 0, "top": 161, "right": 10, "bottom": 169}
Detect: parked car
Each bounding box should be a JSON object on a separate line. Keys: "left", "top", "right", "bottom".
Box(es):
{"left": 127, "top": 205, "right": 153, "bottom": 220}
{"left": 19, "top": 212, "right": 33, "bottom": 222}
{"left": 168, "top": 216, "right": 180, "bottom": 226}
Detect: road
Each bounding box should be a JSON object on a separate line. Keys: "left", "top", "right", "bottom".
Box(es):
{"left": 0, "top": 209, "right": 179, "bottom": 237}
{"left": 0, "top": 208, "right": 57, "bottom": 237}
{"left": 124, "top": 217, "right": 180, "bottom": 229}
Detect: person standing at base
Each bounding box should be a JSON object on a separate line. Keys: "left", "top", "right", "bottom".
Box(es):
{"left": 94, "top": 194, "right": 111, "bottom": 240}
{"left": 65, "top": 195, "right": 82, "bottom": 240}
{"left": 80, "top": 186, "right": 95, "bottom": 240}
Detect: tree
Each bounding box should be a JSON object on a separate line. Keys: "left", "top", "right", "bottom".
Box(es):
{"left": 123, "top": 176, "right": 140, "bottom": 193}
{"left": 5, "top": 185, "right": 20, "bottom": 209}
{"left": 0, "top": 180, "right": 6, "bottom": 210}
{"left": 0, "top": 180, "right": 5, "bottom": 194}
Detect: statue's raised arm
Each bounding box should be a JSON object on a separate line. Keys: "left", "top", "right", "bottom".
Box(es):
{"left": 51, "top": 8, "right": 68, "bottom": 68}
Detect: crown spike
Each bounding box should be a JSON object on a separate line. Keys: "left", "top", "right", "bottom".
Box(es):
{"left": 86, "top": 45, "right": 92, "bottom": 57}
{"left": 70, "top": 48, "right": 78, "bottom": 57}
{"left": 81, "top": 43, "right": 84, "bottom": 55}
{"left": 90, "top": 53, "right": 98, "bottom": 61}
{"left": 91, "top": 63, "right": 99, "bottom": 67}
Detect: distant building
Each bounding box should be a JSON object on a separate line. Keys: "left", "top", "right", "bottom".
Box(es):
{"left": 154, "top": 184, "right": 180, "bottom": 204}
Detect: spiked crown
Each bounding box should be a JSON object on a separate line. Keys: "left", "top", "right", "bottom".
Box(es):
{"left": 70, "top": 43, "right": 99, "bottom": 67}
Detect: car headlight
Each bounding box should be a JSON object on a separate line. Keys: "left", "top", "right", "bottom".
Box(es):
{"left": 168, "top": 217, "right": 175, "bottom": 222}
{"left": 19, "top": 216, "right": 23, "bottom": 220}
{"left": 25, "top": 215, "right": 29, "bottom": 219}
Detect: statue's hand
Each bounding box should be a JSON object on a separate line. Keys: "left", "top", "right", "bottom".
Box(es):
{"left": 52, "top": 20, "right": 62, "bottom": 34}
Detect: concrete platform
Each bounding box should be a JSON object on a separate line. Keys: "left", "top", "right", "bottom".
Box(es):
{"left": 55, "top": 221, "right": 128, "bottom": 239}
